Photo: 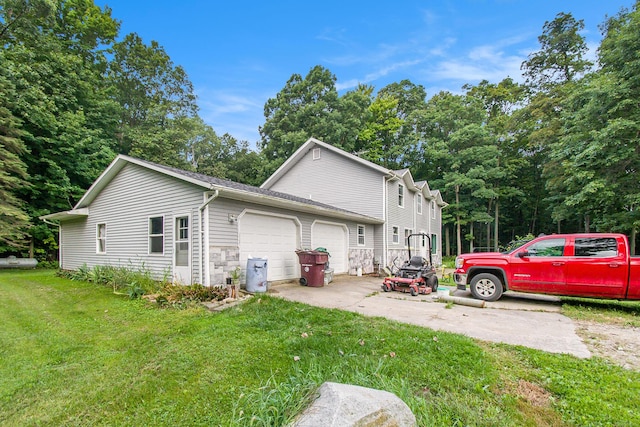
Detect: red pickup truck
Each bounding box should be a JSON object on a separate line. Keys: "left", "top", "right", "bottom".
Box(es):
{"left": 454, "top": 233, "right": 640, "bottom": 301}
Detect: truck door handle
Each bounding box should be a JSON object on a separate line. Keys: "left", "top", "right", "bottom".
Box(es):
{"left": 609, "top": 263, "right": 621, "bottom": 268}
{"left": 552, "top": 262, "right": 564, "bottom": 267}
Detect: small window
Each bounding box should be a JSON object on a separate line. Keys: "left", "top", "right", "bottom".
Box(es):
{"left": 421, "top": 234, "right": 426, "bottom": 247}
{"left": 357, "top": 225, "right": 365, "bottom": 246}
{"left": 392, "top": 226, "right": 399, "bottom": 244}
{"left": 398, "top": 184, "right": 404, "bottom": 207}
{"left": 526, "top": 238, "right": 566, "bottom": 257}
{"left": 417, "top": 195, "right": 422, "bottom": 215}
{"left": 431, "top": 200, "right": 436, "bottom": 219}
{"left": 96, "top": 223, "right": 106, "bottom": 254}
{"left": 431, "top": 234, "right": 437, "bottom": 254}
{"left": 149, "top": 216, "right": 164, "bottom": 254}
{"left": 313, "top": 148, "right": 321, "bottom": 160}
{"left": 574, "top": 238, "right": 618, "bottom": 257}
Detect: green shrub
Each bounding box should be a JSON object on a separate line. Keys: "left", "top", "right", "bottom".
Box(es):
{"left": 56, "top": 263, "right": 165, "bottom": 297}
{"left": 155, "top": 283, "right": 227, "bottom": 308}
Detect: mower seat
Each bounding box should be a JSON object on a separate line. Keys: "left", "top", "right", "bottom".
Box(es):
{"left": 409, "top": 256, "right": 425, "bottom": 267}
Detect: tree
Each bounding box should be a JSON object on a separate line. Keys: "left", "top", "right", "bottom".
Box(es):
{"left": 108, "top": 32, "right": 197, "bottom": 168}
{"left": 358, "top": 80, "right": 427, "bottom": 169}
{"left": 259, "top": 65, "right": 371, "bottom": 174}
{"left": 357, "top": 95, "right": 404, "bottom": 168}
{"left": 1, "top": 0, "right": 120, "bottom": 258}
{"left": 0, "top": 62, "right": 30, "bottom": 250}
{"left": 522, "top": 12, "right": 592, "bottom": 90}
{"left": 260, "top": 65, "right": 341, "bottom": 162}
{"left": 519, "top": 12, "right": 593, "bottom": 234}
{"left": 464, "top": 78, "right": 527, "bottom": 250}
{"left": 550, "top": 2, "right": 640, "bottom": 249}
{"left": 418, "top": 92, "right": 499, "bottom": 254}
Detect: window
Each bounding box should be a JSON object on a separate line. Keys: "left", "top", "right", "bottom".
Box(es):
{"left": 356, "top": 225, "right": 365, "bottom": 246}
{"left": 404, "top": 229, "right": 413, "bottom": 247}
{"left": 96, "top": 223, "right": 106, "bottom": 254}
{"left": 417, "top": 195, "right": 422, "bottom": 215}
{"left": 574, "top": 238, "right": 618, "bottom": 257}
{"left": 313, "top": 148, "right": 321, "bottom": 160}
{"left": 398, "top": 184, "right": 404, "bottom": 207}
{"left": 431, "top": 234, "right": 437, "bottom": 254}
{"left": 392, "top": 226, "right": 399, "bottom": 244}
{"left": 431, "top": 200, "right": 436, "bottom": 219}
{"left": 525, "top": 238, "right": 565, "bottom": 257}
{"left": 421, "top": 234, "right": 426, "bottom": 248}
{"left": 149, "top": 216, "right": 164, "bottom": 254}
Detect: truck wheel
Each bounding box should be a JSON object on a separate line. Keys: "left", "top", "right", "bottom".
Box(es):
{"left": 470, "top": 273, "right": 503, "bottom": 301}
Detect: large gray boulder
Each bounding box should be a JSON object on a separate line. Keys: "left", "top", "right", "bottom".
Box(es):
{"left": 291, "top": 382, "right": 416, "bottom": 427}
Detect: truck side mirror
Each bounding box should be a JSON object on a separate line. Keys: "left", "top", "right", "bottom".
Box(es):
{"left": 516, "top": 251, "right": 530, "bottom": 258}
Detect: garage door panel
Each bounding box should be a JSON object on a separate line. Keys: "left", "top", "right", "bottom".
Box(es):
{"left": 312, "top": 222, "right": 347, "bottom": 274}
{"left": 239, "top": 213, "right": 299, "bottom": 281}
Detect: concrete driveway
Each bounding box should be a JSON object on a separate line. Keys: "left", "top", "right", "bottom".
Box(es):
{"left": 270, "top": 275, "right": 591, "bottom": 358}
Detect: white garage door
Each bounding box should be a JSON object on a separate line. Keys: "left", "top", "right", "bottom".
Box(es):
{"left": 311, "top": 222, "right": 348, "bottom": 274}
{"left": 239, "top": 213, "right": 299, "bottom": 281}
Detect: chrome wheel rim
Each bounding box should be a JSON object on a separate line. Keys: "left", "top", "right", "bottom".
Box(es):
{"left": 476, "top": 278, "right": 496, "bottom": 297}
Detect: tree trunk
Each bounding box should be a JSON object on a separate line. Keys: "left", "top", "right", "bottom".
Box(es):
{"left": 584, "top": 214, "right": 590, "bottom": 233}
{"left": 456, "top": 185, "right": 462, "bottom": 256}
{"left": 494, "top": 201, "right": 499, "bottom": 251}
{"left": 486, "top": 221, "right": 491, "bottom": 252}
{"left": 469, "top": 222, "right": 474, "bottom": 253}
{"left": 631, "top": 228, "right": 637, "bottom": 255}
{"left": 445, "top": 226, "right": 451, "bottom": 257}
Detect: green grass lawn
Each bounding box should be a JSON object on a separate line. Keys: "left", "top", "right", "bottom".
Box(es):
{"left": 1, "top": 270, "right": 639, "bottom": 426}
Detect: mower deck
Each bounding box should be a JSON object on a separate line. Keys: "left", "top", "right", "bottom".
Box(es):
{"left": 382, "top": 276, "right": 433, "bottom": 296}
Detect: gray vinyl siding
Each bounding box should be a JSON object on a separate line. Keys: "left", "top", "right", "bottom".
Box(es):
{"left": 374, "top": 223, "right": 385, "bottom": 266}
{"left": 415, "top": 194, "right": 431, "bottom": 236}
{"left": 386, "top": 180, "right": 415, "bottom": 248}
{"left": 60, "top": 163, "right": 203, "bottom": 281}
{"left": 267, "top": 147, "right": 385, "bottom": 219}
{"left": 208, "top": 197, "right": 365, "bottom": 249}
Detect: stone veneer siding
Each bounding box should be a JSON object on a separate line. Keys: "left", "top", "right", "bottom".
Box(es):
{"left": 348, "top": 248, "right": 375, "bottom": 275}
{"left": 209, "top": 246, "right": 241, "bottom": 285}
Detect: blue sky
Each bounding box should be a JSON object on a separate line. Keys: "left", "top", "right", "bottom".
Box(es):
{"left": 98, "top": 0, "right": 633, "bottom": 146}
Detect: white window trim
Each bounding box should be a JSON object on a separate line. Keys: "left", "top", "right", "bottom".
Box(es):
{"left": 96, "top": 223, "right": 106, "bottom": 254}
{"left": 398, "top": 184, "right": 404, "bottom": 208}
{"left": 417, "top": 194, "right": 422, "bottom": 215}
{"left": 431, "top": 200, "right": 436, "bottom": 219}
{"left": 148, "top": 215, "right": 165, "bottom": 255}
{"left": 357, "top": 224, "right": 365, "bottom": 246}
{"left": 404, "top": 228, "right": 413, "bottom": 245}
{"left": 392, "top": 226, "right": 399, "bottom": 244}
{"left": 312, "top": 148, "right": 321, "bottom": 160}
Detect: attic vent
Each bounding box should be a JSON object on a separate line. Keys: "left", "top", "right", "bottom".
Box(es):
{"left": 312, "top": 148, "right": 321, "bottom": 160}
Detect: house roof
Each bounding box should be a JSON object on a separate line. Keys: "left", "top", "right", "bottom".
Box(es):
{"left": 262, "top": 138, "right": 447, "bottom": 207}
{"left": 41, "top": 155, "right": 384, "bottom": 224}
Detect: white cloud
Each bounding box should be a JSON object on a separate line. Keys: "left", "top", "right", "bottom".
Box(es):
{"left": 196, "top": 88, "right": 265, "bottom": 145}
{"left": 336, "top": 59, "right": 424, "bottom": 90}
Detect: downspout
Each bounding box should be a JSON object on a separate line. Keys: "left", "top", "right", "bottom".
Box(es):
{"left": 199, "top": 189, "right": 219, "bottom": 286}
{"left": 383, "top": 175, "right": 388, "bottom": 269}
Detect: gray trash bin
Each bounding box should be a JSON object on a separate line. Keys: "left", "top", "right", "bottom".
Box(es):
{"left": 246, "top": 258, "right": 268, "bottom": 293}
